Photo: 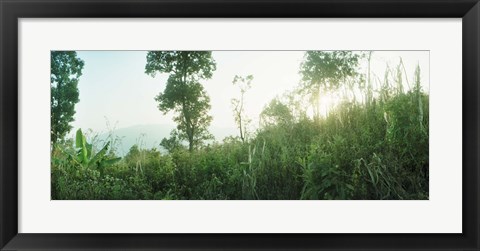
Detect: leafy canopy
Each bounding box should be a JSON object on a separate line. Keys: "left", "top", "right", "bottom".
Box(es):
{"left": 145, "top": 51, "right": 216, "bottom": 151}
{"left": 51, "top": 51, "right": 84, "bottom": 144}
{"left": 260, "top": 97, "right": 294, "bottom": 127}
{"left": 300, "top": 51, "right": 361, "bottom": 91}
{"left": 299, "top": 51, "right": 362, "bottom": 119}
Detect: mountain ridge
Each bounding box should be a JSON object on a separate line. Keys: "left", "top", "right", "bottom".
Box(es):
{"left": 94, "top": 123, "right": 238, "bottom": 156}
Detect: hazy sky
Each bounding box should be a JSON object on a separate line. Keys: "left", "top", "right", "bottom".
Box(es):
{"left": 71, "top": 51, "right": 429, "bottom": 135}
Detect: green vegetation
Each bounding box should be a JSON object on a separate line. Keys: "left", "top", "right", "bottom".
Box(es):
{"left": 51, "top": 51, "right": 429, "bottom": 200}
{"left": 50, "top": 51, "right": 84, "bottom": 144}
{"left": 145, "top": 51, "right": 217, "bottom": 152}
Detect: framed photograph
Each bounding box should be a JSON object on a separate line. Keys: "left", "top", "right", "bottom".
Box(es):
{"left": 1, "top": 0, "right": 479, "bottom": 250}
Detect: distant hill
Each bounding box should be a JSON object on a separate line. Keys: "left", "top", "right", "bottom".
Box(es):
{"left": 96, "top": 124, "right": 238, "bottom": 156}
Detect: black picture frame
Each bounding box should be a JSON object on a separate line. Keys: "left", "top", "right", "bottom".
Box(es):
{"left": 1, "top": 0, "right": 479, "bottom": 250}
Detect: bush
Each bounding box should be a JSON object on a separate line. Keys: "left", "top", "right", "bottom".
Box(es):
{"left": 52, "top": 91, "right": 428, "bottom": 200}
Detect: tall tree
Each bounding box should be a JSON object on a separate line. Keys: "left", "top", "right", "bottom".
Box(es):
{"left": 50, "top": 51, "right": 84, "bottom": 144}
{"left": 300, "top": 51, "right": 361, "bottom": 120}
{"left": 231, "top": 75, "right": 253, "bottom": 143}
{"left": 145, "top": 51, "right": 216, "bottom": 151}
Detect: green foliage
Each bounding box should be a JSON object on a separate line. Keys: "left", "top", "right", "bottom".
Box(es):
{"left": 260, "top": 97, "right": 294, "bottom": 127}
{"left": 160, "top": 129, "right": 185, "bottom": 153}
{"left": 145, "top": 51, "right": 216, "bottom": 151}
{"left": 51, "top": 131, "right": 150, "bottom": 200}
{"left": 52, "top": 53, "right": 428, "bottom": 200}
{"left": 73, "top": 129, "right": 121, "bottom": 172}
{"left": 300, "top": 51, "right": 362, "bottom": 90}
{"left": 300, "top": 51, "right": 362, "bottom": 119}
{"left": 50, "top": 51, "right": 84, "bottom": 144}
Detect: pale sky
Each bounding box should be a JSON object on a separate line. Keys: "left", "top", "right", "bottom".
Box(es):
{"left": 71, "top": 51, "right": 429, "bottom": 135}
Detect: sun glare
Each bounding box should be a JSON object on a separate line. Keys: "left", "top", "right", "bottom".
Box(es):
{"left": 319, "top": 93, "right": 342, "bottom": 117}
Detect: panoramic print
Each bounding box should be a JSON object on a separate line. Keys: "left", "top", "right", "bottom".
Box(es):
{"left": 51, "top": 50, "right": 429, "bottom": 200}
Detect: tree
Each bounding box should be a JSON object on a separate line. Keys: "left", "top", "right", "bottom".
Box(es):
{"left": 231, "top": 75, "right": 253, "bottom": 143}
{"left": 145, "top": 51, "right": 216, "bottom": 151}
{"left": 299, "top": 51, "right": 361, "bottom": 120}
{"left": 51, "top": 51, "right": 85, "bottom": 144}
{"left": 260, "top": 97, "right": 294, "bottom": 127}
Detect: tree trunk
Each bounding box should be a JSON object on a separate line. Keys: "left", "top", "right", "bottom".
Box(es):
{"left": 188, "top": 137, "right": 194, "bottom": 152}
{"left": 181, "top": 53, "right": 195, "bottom": 152}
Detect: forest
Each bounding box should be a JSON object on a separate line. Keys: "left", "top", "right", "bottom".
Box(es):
{"left": 51, "top": 50, "right": 429, "bottom": 200}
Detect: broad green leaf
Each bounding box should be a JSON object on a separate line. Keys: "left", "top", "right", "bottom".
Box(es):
{"left": 88, "top": 142, "right": 110, "bottom": 168}
{"left": 86, "top": 143, "right": 93, "bottom": 159}
{"left": 75, "top": 129, "right": 83, "bottom": 148}
{"left": 81, "top": 135, "right": 88, "bottom": 165}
